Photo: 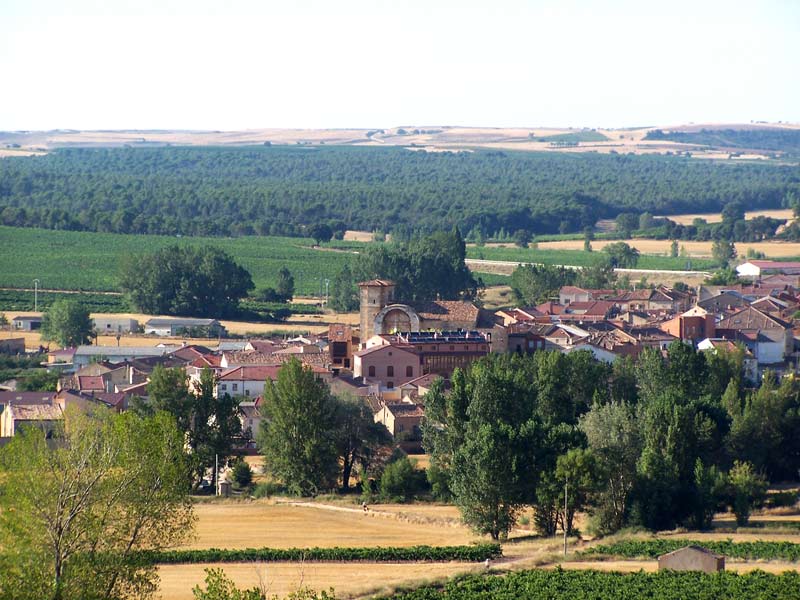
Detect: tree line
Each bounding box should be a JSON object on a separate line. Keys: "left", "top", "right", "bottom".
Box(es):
{"left": 1, "top": 146, "right": 797, "bottom": 238}
{"left": 423, "top": 343, "right": 796, "bottom": 539}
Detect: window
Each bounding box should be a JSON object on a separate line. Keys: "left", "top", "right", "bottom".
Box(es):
{"left": 406, "top": 366, "right": 413, "bottom": 377}
{"left": 245, "top": 390, "right": 250, "bottom": 396}
{"left": 388, "top": 381, "right": 394, "bottom": 388}
{"left": 232, "top": 383, "right": 238, "bottom": 392}
{"left": 368, "top": 365, "right": 376, "bottom": 377}
{"left": 387, "top": 366, "right": 394, "bottom": 376}
{"left": 220, "top": 384, "right": 227, "bottom": 391}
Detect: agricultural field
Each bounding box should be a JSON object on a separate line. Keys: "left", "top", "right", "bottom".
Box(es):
{"left": 0, "top": 226, "right": 353, "bottom": 295}
{"left": 537, "top": 238, "right": 800, "bottom": 259}
{"left": 466, "top": 245, "right": 718, "bottom": 271}
{"left": 657, "top": 208, "right": 796, "bottom": 225}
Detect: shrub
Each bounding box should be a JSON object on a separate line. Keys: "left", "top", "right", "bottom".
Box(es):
{"left": 232, "top": 460, "right": 253, "bottom": 488}
{"left": 380, "top": 457, "right": 427, "bottom": 502}
{"left": 252, "top": 482, "right": 283, "bottom": 498}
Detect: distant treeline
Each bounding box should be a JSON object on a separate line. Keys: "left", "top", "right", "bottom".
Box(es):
{"left": 645, "top": 128, "right": 800, "bottom": 154}
{"left": 0, "top": 146, "right": 798, "bottom": 238}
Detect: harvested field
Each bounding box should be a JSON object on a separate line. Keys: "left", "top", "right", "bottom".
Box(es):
{"left": 158, "top": 561, "right": 479, "bottom": 600}
{"left": 658, "top": 208, "right": 795, "bottom": 225}
{"left": 539, "top": 239, "right": 800, "bottom": 259}
{"left": 0, "top": 310, "right": 359, "bottom": 350}
{"left": 184, "top": 501, "right": 478, "bottom": 550}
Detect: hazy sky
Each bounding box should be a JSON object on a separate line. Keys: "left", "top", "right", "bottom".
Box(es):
{"left": 1, "top": 0, "right": 798, "bottom": 130}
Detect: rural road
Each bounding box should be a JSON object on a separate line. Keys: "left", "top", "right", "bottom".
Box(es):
{"left": 465, "top": 258, "right": 711, "bottom": 277}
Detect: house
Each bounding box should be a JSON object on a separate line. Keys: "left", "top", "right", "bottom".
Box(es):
{"left": 47, "top": 347, "right": 76, "bottom": 365}
{"left": 716, "top": 307, "right": 792, "bottom": 366}
{"left": 373, "top": 400, "right": 424, "bottom": 439}
{"left": 92, "top": 317, "right": 139, "bottom": 334}
{"left": 214, "top": 365, "right": 283, "bottom": 398}
{"left": 658, "top": 545, "right": 724, "bottom": 573}
{"left": 660, "top": 306, "right": 716, "bottom": 342}
{"left": 737, "top": 260, "right": 800, "bottom": 279}
{"left": 354, "top": 343, "right": 420, "bottom": 389}
{"left": 697, "top": 290, "right": 749, "bottom": 315}
{"left": 328, "top": 323, "right": 358, "bottom": 369}
{"left": 11, "top": 316, "right": 42, "bottom": 331}
{"left": 144, "top": 318, "right": 226, "bottom": 337}
{"left": 73, "top": 345, "right": 178, "bottom": 368}
{"left": 0, "top": 402, "right": 63, "bottom": 437}
{"left": 238, "top": 399, "right": 262, "bottom": 440}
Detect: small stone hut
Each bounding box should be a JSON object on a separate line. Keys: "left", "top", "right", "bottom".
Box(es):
{"left": 658, "top": 545, "right": 725, "bottom": 573}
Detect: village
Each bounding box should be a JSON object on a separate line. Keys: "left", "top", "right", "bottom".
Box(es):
{"left": 2, "top": 258, "right": 798, "bottom": 450}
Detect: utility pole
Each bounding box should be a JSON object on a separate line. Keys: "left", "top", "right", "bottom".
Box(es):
{"left": 563, "top": 477, "right": 569, "bottom": 557}
{"left": 33, "top": 279, "right": 40, "bottom": 313}
{"left": 215, "top": 454, "right": 219, "bottom": 496}
{"left": 324, "top": 278, "right": 330, "bottom": 306}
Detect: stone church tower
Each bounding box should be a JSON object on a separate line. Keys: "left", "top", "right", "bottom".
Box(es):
{"left": 358, "top": 279, "right": 396, "bottom": 345}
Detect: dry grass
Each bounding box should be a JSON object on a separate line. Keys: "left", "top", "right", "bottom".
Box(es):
{"left": 343, "top": 230, "right": 376, "bottom": 242}
{"left": 158, "top": 561, "right": 480, "bottom": 600}
{"left": 478, "top": 285, "right": 514, "bottom": 309}
{"left": 0, "top": 310, "right": 360, "bottom": 350}
{"left": 539, "top": 238, "right": 800, "bottom": 259}
{"left": 658, "top": 209, "right": 795, "bottom": 225}
{"left": 184, "top": 501, "right": 478, "bottom": 550}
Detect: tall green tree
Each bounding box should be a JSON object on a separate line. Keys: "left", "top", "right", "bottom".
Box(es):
{"left": 332, "top": 394, "right": 392, "bottom": 490}
{"left": 328, "top": 264, "right": 359, "bottom": 312}
{"left": 711, "top": 239, "right": 737, "bottom": 267}
{"left": 424, "top": 355, "right": 543, "bottom": 540}
{"left": 276, "top": 266, "right": 295, "bottom": 302}
{"left": 603, "top": 242, "right": 640, "bottom": 268}
{"left": 41, "top": 299, "right": 93, "bottom": 347}
{"left": 0, "top": 409, "right": 193, "bottom": 600}
{"left": 120, "top": 245, "right": 254, "bottom": 317}
{"left": 257, "top": 359, "right": 339, "bottom": 495}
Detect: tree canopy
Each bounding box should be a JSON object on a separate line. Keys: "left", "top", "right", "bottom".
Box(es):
{"left": 0, "top": 409, "right": 193, "bottom": 600}
{"left": 120, "top": 245, "right": 254, "bottom": 317}
{"left": 41, "top": 299, "right": 93, "bottom": 347}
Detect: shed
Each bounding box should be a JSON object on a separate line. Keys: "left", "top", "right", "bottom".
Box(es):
{"left": 658, "top": 545, "right": 725, "bottom": 573}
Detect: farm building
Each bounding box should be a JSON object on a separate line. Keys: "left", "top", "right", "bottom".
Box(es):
{"left": 72, "top": 345, "right": 179, "bottom": 368}
{"left": 144, "top": 318, "right": 226, "bottom": 337}
{"left": 737, "top": 260, "right": 800, "bottom": 278}
{"left": 658, "top": 545, "right": 725, "bottom": 573}
{"left": 92, "top": 317, "right": 139, "bottom": 334}
{"left": 11, "top": 316, "right": 42, "bottom": 331}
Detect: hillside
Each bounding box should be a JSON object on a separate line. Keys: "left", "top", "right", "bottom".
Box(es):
{"left": 1, "top": 145, "right": 797, "bottom": 239}
{"left": 2, "top": 122, "right": 799, "bottom": 158}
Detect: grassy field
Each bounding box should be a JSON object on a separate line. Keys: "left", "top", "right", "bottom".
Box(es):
{"left": 0, "top": 226, "right": 352, "bottom": 295}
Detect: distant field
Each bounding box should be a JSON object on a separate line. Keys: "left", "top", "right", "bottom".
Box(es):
{"left": 657, "top": 208, "right": 795, "bottom": 225}
{"left": 0, "top": 226, "right": 352, "bottom": 295}
{"left": 539, "top": 238, "right": 800, "bottom": 259}
{"left": 466, "top": 246, "right": 718, "bottom": 271}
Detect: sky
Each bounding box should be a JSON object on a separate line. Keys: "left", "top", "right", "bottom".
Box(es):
{"left": 0, "top": 0, "right": 798, "bottom": 130}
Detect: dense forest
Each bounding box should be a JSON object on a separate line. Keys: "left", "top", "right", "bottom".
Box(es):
{"left": 645, "top": 128, "right": 800, "bottom": 154}
{"left": 0, "top": 146, "right": 798, "bottom": 238}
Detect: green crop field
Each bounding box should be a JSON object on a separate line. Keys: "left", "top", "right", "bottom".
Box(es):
{"left": 467, "top": 246, "right": 718, "bottom": 271}
{"left": 0, "top": 226, "right": 354, "bottom": 295}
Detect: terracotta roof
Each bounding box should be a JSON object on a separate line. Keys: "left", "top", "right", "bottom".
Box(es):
{"left": 12, "top": 403, "right": 63, "bottom": 420}
{"left": 385, "top": 403, "right": 425, "bottom": 418}
{"left": 718, "top": 306, "right": 790, "bottom": 331}
{"left": 77, "top": 375, "right": 105, "bottom": 391}
{"left": 560, "top": 286, "right": 588, "bottom": 295}
{"left": 223, "top": 351, "right": 280, "bottom": 365}
{"left": 354, "top": 343, "right": 417, "bottom": 358}
{"left": 219, "top": 365, "right": 283, "bottom": 381}
{"left": 412, "top": 300, "right": 480, "bottom": 324}
{"left": 0, "top": 391, "right": 57, "bottom": 405}
{"left": 248, "top": 340, "right": 281, "bottom": 353}
{"left": 358, "top": 279, "right": 395, "bottom": 287}
{"left": 747, "top": 260, "right": 800, "bottom": 269}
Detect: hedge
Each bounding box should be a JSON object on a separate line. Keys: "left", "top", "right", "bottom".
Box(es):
{"left": 583, "top": 539, "right": 800, "bottom": 562}
{"left": 138, "top": 544, "right": 502, "bottom": 564}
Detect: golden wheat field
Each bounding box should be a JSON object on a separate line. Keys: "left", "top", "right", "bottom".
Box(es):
{"left": 156, "top": 500, "right": 482, "bottom": 600}
{"left": 158, "top": 561, "right": 481, "bottom": 600}
{"left": 540, "top": 239, "right": 800, "bottom": 258}
{"left": 656, "top": 208, "right": 795, "bottom": 225}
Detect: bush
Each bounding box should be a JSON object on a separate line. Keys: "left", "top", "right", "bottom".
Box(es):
{"left": 252, "top": 482, "right": 283, "bottom": 498}
{"left": 379, "top": 457, "right": 427, "bottom": 502}
{"left": 232, "top": 460, "right": 253, "bottom": 488}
